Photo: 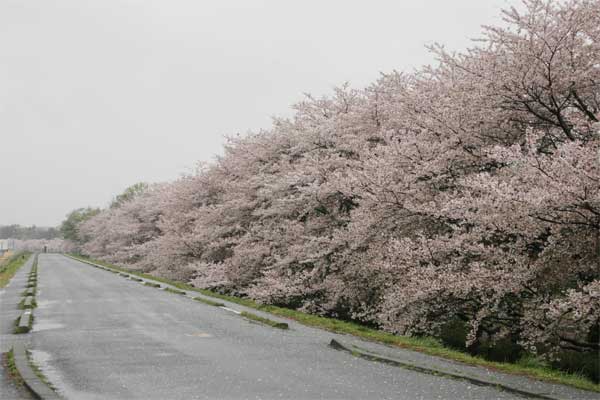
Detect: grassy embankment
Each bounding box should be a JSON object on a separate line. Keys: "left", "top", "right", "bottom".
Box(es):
{"left": 69, "top": 254, "right": 599, "bottom": 393}
{"left": 0, "top": 252, "right": 31, "bottom": 288}
{"left": 1, "top": 252, "right": 31, "bottom": 390}
{"left": 0, "top": 250, "right": 13, "bottom": 264}
{"left": 4, "top": 349, "right": 24, "bottom": 386}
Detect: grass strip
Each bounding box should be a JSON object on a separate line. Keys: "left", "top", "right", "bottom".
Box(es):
{"left": 241, "top": 311, "right": 289, "bottom": 329}
{"left": 193, "top": 297, "right": 225, "bottom": 307}
{"left": 0, "top": 251, "right": 13, "bottom": 266}
{"left": 330, "top": 340, "right": 556, "bottom": 400}
{"left": 164, "top": 287, "right": 186, "bottom": 295}
{"left": 4, "top": 349, "right": 25, "bottom": 387}
{"left": 68, "top": 254, "right": 600, "bottom": 392}
{"left": 0, "top": 253, "right": 31, "bottom": 288}
{"left": 144, "top": 282, "right": 161, "bottom": 288}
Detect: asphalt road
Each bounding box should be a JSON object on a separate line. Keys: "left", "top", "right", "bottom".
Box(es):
{"left": 30, "top": 254, "right": 525, "bottom": 400}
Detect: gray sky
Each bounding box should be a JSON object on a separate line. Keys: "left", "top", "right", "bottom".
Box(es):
{"left": 1, "top": 0, "right": 514, "bottom": 227}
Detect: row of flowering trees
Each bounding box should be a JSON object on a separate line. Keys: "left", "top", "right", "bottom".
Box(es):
{"left": 68, "top": 0, "right": 599, "bottom": 379}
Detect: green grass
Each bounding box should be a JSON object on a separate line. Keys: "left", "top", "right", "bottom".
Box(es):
{"left": 68, "top": 254, "right": 600, "bottom": 392}
{"left": 193, "top": 297, "right": 225, "bottom": 307}
{"left": 4, "top": 349, "right": 25, "bottom": 387}
{"left": 241, "top": 311, "right": 289, "bottom": 329}
{"left": 164, "top": 287, "right": 186, "bottom": 295}
{"left": 0, "top": 253, "right": 31, "bottom": 288}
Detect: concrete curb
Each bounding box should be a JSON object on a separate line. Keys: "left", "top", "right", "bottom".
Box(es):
{"left": 329, "top": 339, "right": 559, "bottom": 400}
{"left": 23, "top": 296, "right": 34, "bottom": 308}
{"left": 17, "top": 258, "right": 37, "bottom": 332}
{"left": 17, "top": 310, "right": 32, "bottom": 332}
{"left": 12, "top": 343, "right": 61, "bottom": 399}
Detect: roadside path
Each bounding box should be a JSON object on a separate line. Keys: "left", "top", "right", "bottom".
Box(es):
{"left": 0, "top": 256, "right": 35, "bottom": 399}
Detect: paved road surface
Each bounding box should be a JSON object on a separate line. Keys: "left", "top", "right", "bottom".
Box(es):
{"left": 29, "top": 254, "right": 529, "bottom": 399}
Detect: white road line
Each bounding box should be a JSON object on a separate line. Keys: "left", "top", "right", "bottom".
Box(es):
{"left": 221, "top": 306, "right": 241, "bottom": 315}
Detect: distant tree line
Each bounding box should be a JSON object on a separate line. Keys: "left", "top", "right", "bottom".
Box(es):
{"left": 0, "top": 225, "right": 61, "bottom": 240}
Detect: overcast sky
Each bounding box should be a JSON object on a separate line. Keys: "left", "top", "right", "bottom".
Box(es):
{"left": 0, "top": 0, "right": 516, "bottom": 227}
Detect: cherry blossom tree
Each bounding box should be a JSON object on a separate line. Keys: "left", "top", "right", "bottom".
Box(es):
{"left": 68, "top": 0, "right": 599, "bottom": 379}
